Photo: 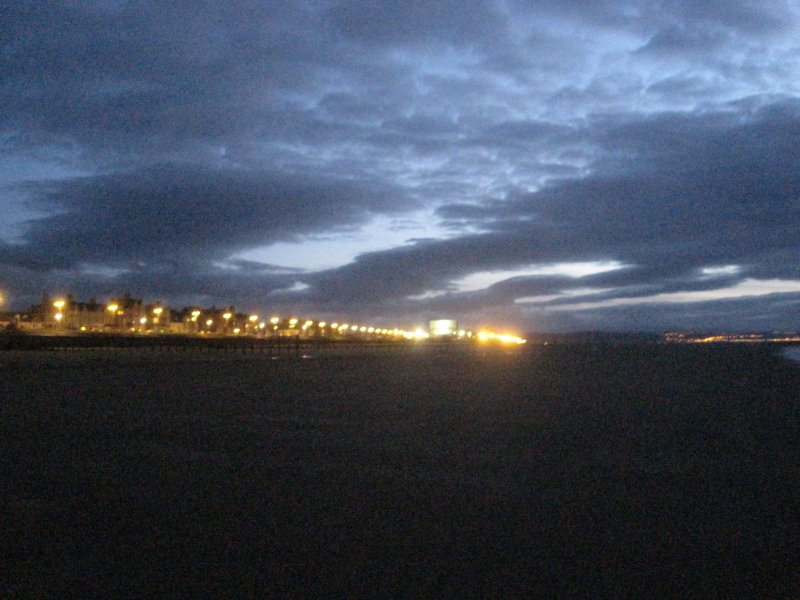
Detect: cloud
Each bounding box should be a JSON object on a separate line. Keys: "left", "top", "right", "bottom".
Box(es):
{"left": 298, "top": 98, "right": 800, "bottom": 325}
{"left": 2, "top": 162, "right": 408, "bottom": 270}
{"left": 325, "top": 0, "right": 506, "bottom": 48}
{"left": 1, "top": 1, "right": 800, "bottom": 330}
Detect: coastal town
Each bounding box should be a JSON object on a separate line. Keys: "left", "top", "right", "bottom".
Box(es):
{"left": 3, "top": 292, "right": 800, "bottom": 346}
{"left": 0, "top": 292, "right": 527, "bottom": 344}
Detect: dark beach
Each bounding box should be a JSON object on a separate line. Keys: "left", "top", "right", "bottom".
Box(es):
{"left": 2, "top": 343, "right": 800, "bottom": 598}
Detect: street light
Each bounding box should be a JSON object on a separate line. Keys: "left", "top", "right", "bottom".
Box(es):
{"left": 52, "top": 300, "right": 66, "bottom": 328}
{"left": 106, "top": 303, "right": 120, "bottom": 330}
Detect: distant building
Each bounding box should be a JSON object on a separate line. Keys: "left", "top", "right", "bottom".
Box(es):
{"left": 31, "top": 294, "right": 106, "bottom": 330}
{"left": 107, "top": 293, "right": 145, "bottom": 331}
{"left": 135, "top": 302, "right": 170, "bottom": 332}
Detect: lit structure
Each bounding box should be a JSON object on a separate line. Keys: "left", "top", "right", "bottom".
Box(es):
{"left": 429, "top": 319, "right": 458, "bottom": 337}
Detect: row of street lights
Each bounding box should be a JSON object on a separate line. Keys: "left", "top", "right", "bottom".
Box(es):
{"left": 46, "top": 297, "right": 525, "bottom": 343}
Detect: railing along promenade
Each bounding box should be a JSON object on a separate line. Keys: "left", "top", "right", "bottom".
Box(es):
{"left": 0, "top": 332, "right": 449, "bottom": 356}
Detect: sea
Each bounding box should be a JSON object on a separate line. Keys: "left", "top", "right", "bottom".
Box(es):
{"left": 782, "top": 345, "right": 800, "bottom": 363}
{"left": 2, "top": 342, "right": 800, "bottom": 598}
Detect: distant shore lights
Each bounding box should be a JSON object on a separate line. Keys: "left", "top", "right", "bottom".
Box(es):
{"left": 477, "top": 331, "right": 527, "bottom": 345}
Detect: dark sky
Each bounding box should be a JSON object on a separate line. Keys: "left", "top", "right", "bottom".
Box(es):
{"left": 2, "top": 1, "right": 800, "bottom": 332}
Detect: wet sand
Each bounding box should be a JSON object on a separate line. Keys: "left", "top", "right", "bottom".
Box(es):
{"left": 2, "top": 343, "right": 800, "bottom": 598}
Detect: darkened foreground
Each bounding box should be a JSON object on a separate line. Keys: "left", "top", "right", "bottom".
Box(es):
{"left": 2, "top": 344, "right": 800, "bottom": 598}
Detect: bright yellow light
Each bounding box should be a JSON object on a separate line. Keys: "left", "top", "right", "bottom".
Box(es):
{"left": 319, "top": 322, "right": 327, "bottom": 328}
{"left": 233, "top": 328, "right": 241, "bottom": 334}
{"left": 153, "top": 307, "right": 163, "bottom": 315}
{"left": 249, "top": 314, "right": 258, "bottom": 322}
{"left": 53, "top": 300, "right": 65, "bottom": 309}
{"left": 270, "top": 316, "right": 280, "bottom": 324}
{"left": 206, "top": 319, "right": 213, "bottom": 326}
{"left": 351, "top": 324, "right": 359, "bottom": 331}
{"left": 191, "top": 310, "right": 201, "bottom": 317}
{"left": 259, "top": 322, "right": 266, "bottom": 329}
{"left": 54, "top": 312, "right": 63, "bottom": 322}
{"left": 503, "top": 334, "right": 526, "bottom": 344}
{"left": 80, "top": 326, "right": 86, "bottom": 331}
{"left": 191, "top": 316, "right": 198, "bottom": 322}
{"left": 223, "top": 312, "right": 232, "bottom": 320}
{"left": 139, "top": 317, "right": 147, "bottom": 324}
{"left": 359, "top": 326, "right": 367, "bottom": 332}
{"left": 367, "top": 327, "right": 374, "bottom": 333}
{"left": 305, "top": 320, "right": 313, "bottom": 327}
{"left": 107, "top": 303, "right": 119, "bottom": 312}
{"left": 289, "top": 318, "right": 298, "bottom": 326}
{"left": 475, "top": 330, "right": 526, "bottom": 344}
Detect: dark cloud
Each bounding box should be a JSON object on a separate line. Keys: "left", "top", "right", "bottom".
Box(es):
{"left": 300, "top": 99, "right": 800, "bottom": 323}
{"left": 3, "top": 163, "right": 407, "bottom": 269}
{"left": 1, "top": 1, "right": 800, "bottom": 330}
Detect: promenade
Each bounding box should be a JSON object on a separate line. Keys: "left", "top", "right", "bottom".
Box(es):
{"left": 0, "top": 332, "right": 470, "bottom": 355}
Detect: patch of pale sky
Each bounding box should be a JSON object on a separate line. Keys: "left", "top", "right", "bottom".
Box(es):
{"left": 544, "top": 278, "right": 800, "bottom": 312}
{"left": 78, "top": 264, "right": 131, "bottom": 278}
{"left": 514, "top": 286, "right": 616, "bottom": 304}
{"left": 233, "top": 210, "right": 451, "bottom": 271}
{"left": 700, "top": 265, "right": 742, "bottom": 277}
{"left": 452, "top": 261, "right": 627, "bottom": 293}
{"left": 0, "top": 157, "right": 89, "bottom": 243}
{"left": 409, "top": 263, "right": 627, "bottom": 300}
{"left": 269, "top": 281, "right": 310, "bottom": 295}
